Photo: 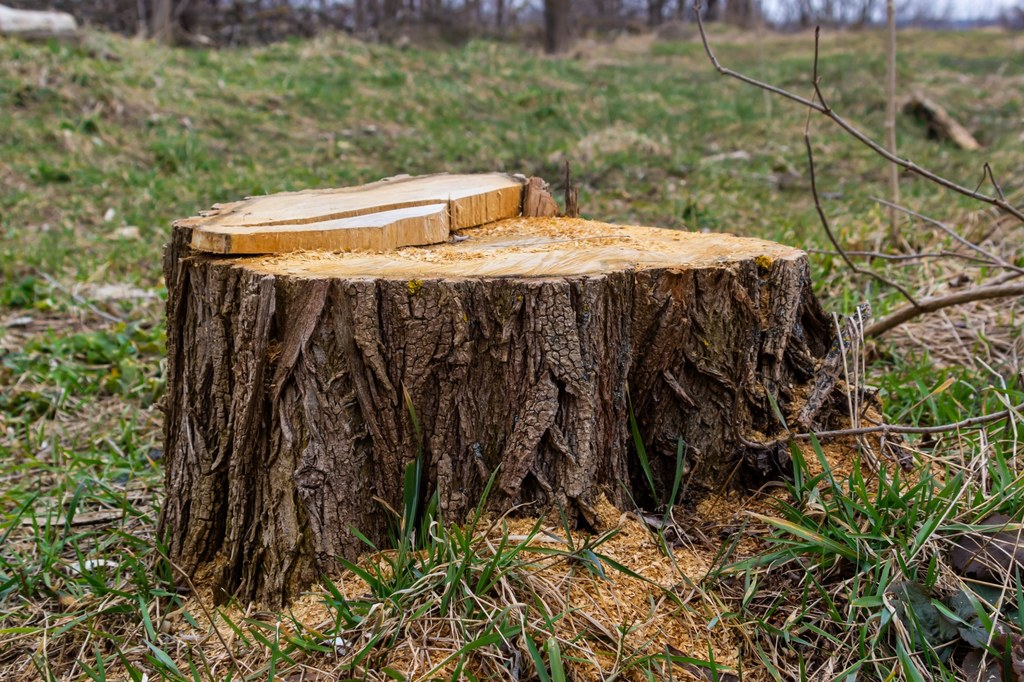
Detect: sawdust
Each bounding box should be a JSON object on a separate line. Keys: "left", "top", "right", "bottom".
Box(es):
{"left": 168, "top": 487, "right": 795, "bottom": 680}
{"left": 242, "top": 216, "right": 804, "bottom": 280}
{"left": 161, "top": 393, "right": 906, "bottom": 681}
{"left": 164, "top": 422, "right": 915, "bottom": 681}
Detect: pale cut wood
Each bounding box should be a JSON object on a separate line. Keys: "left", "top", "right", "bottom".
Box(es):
{"left": 182, "top": 173, "right": 524, "bottom": 254}
{"left": 190, "top": 203, "right": 449, "bottom": 254}
{"left": 0, "top": 4, "right": 77, "bottom": 37}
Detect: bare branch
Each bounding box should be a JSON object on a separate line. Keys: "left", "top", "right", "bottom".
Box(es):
{"left": 743, "top": 402, "right": 1023, "bottom": 445}
{"left": 870, "top": 197, "right": 1024, "bottom": 276}
{"left": 984, "top": 162, "right": 1008, "bottom": 202}
{"left": 692, "top": 3, "right": 1024, "bottom": 224}
{"left": 809, "top": 248, "right": 1001, "bottom": 266}
{"left": 988, "top": 270, "right": 1024, "bottom": 286}
{"left": 793, "top": 401, "right": 1023, "bottom": 439}
{"left": 864, "top": 282, "right": 1024, "bottom": 338}
{"left": 812, "top": 27, "right": 831, "bottom": 112}
{"left": 693, "top": 3, "right": 826, "bottom": 112}
{"left": 884, "top": 0, "right": 899, "bottom": 242}
{"left": 805, "top": 134, "right": 920, "bottom": 306}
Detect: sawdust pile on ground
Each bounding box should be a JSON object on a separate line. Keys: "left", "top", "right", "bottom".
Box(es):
{"left": 167, "top": 437, "right": 875, "bottom": 681}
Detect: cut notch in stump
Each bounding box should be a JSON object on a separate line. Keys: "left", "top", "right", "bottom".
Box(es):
{"left": 183, "top": 172, "right": 524, "bottom": 254}
{"left": 160, "top": 180, "right": 840, "bottom": 607}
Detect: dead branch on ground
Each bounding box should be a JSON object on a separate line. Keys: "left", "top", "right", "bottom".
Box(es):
{"left": 864, "top": 282, "right": 1024, "bottom": 338}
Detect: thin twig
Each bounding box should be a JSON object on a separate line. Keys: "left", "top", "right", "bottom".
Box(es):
{"left": 161, "top": 553, "right": 249, "bottom": 676}
{"left": 988, "top": 270, "right": 1024, "bottom": 286}
{"left": 793, "top": 401, "right": 1023, "bottom": 439}
{"left": 884, "top": 0, "right": 899, "bottom": 242}
{"left": 984, "top": 162, "right": 1008, "bottom": 202}
{"left": 692, "top": 3, "right": 1024, "bottom": 224}
{"left": 34, "top": 269, "right": 125, "bottom": 324}
{"left": 808, "top": 248, "right": 999, "bottom": 266}
{"left": 864, "top": 282, "right": 1024, "bottom": 337}
{"left": 811, "top": 27, "right": 830, "bottom": 112}
{"left": 800, "top": 27, "right": 920, "bottom": 306}
{"left": 870, "top": 197, "right": 1024, "bottom": 275}
{"left": 742, "top": 401, "right": 1023, "bottom": 445}
{"left": 804, "top": 134, "right": 920, "bottom": 306}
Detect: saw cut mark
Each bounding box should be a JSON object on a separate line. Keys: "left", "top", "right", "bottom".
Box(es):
{"left": 183, "top": 173, "right": 524, "bottom": 255}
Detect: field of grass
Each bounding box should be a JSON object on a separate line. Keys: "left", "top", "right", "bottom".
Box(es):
{"left": 1, "top": 24, "right": 1023, "bottom": 681}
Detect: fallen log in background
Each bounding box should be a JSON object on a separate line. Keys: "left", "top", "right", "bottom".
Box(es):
{"left": 0, "top": 5, "right": 78, "bottom": 39}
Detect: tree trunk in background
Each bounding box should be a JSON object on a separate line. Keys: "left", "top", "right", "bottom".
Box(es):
{"left": 544, "top": 0, "right": 570, "bottom": 53}
{"left": 648, "top": 0, "right": 667, "bottom": 26}
{"left": 495, "top": 0, "right": 505, "bottom": 28}
{"left": 724, "top": 0, "right": 755, "bottom": 27}
{"left": 797, "top": 0, "right": 811, "bottom": 27}
{"left": 150, "top": 0, "right": 173, "bottom": 42}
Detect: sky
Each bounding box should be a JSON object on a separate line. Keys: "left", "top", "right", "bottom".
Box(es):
{"left": 945, "top": 0, "right": 1019, "bottom": 20}
{"left": 759, "top": 0, "right": 1022, "bottom": 22}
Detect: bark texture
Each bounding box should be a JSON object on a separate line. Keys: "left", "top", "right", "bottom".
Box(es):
{"left": 160, "top": 218, "right": 834, "bottom": 606}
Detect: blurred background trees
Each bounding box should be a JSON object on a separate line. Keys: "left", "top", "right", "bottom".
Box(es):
{"left": 5, "top": 0, "right": 1020, "bottom": 51}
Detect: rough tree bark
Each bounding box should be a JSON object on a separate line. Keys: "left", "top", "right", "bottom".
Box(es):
{"left": 160, "top": 212, "right": 836, "bottom": 606}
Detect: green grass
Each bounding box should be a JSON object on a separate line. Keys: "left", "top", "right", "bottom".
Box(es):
{"left": 1, "top": 25, "right": 1023, "bottom": 681}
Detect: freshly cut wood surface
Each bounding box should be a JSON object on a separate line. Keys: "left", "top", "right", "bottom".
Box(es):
{"left": 191, "top": 203, "right": 450, "bottom": 254}
{"left": 246, "top": 217, "right": 805, "bottom": 279}
{"left": 182, "top": 173, "right": 524, "bottom": 254}
{"left": 162, "top": 216, "right": 837, "bottom": 605}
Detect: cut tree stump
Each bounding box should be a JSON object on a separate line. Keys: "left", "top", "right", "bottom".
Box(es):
{"left": 160, "top": 179, "right": 838, "bottom": 606}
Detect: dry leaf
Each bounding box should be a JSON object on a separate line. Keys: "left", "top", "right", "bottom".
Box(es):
{"left": 949, "top": 514, "right": 1024, "bottom": 582}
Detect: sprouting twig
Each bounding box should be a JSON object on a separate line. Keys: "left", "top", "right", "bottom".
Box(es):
{"left": 805, "top": 134, "right": 920, "bottom": 306}
{"left": 870, "top": 197, "right": 1024, "bottom": 276}
{"left": 692, "top": 2, "right": 1024, "bottom": 225}
{"left": 864, "top": 282, "right": 1024, "bottom": 338}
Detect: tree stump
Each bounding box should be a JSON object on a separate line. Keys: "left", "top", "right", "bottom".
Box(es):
{"left": 160, "top": 181, "right": 835, "bottom": 606}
